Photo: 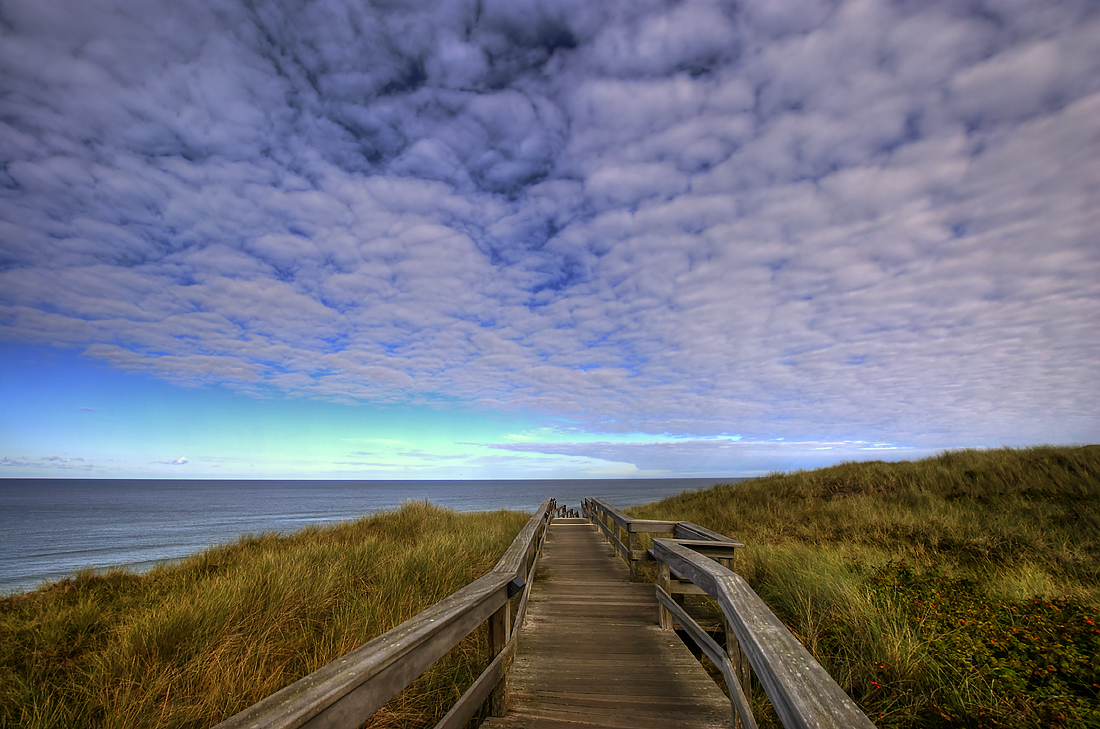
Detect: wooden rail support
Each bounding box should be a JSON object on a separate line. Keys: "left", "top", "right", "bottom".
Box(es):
{"left": 652, "top": 538, "right": 876, "bottom": 729}
{"left": 583, "top": 497, "right": 874, "bottom": 729}
{"left": 657, "top": 560, "right": 673, "bottom": 630}
{"left": 628, "top": 530, "right": 639, "bottom": 578}
{"left": 487, "top": 603, "right": 510, "bottom": 716}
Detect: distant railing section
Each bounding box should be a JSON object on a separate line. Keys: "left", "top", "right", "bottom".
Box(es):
{"left": 552, "top": 503, "right": 579, "bottom": 518}
{"left": 212, "top": 498, "right": 556, "bottom": 729}
{"left": 581, "top": 497, "right": 876, "bottom": 729}
{"left": 581, "top": 497, "right": 734, "bottom": 576}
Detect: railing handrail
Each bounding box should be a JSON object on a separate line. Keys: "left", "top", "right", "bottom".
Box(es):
{"left": 652, "top": 538, "right": 876, "bottom": 729}
{"left": 212, "top": 497, "right": 555, "bottom": 729}
{"left": 581, "top": 497, "right": 741, "bottom": 573}
{"left": 493, "top": 497, "right": 554, "bottom": 578}
{"left": 581, "top": 497, "right": 874, "bottom": 729}
{"left": 585, "top": 497, "right": 680, "bottom": 533}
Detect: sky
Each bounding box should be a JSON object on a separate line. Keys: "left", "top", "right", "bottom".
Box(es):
{"left": 1, "top": 0, "right": 1098, "bottom": 480}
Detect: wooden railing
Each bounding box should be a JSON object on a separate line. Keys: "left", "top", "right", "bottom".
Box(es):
{"left": 581, "top": 497, "right": 734, "bottom": 575}
{"left": 552, "top": 503, "right": 579, "bottom": 518}
{"left": 582, "top": 497, "right": 876, "bottom": 729}
{"left": 212, "top": 498, "right": 556, "bottom": 729}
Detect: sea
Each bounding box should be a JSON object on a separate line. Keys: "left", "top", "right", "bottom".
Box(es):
{"left": 0, "top": 477, "right": 745, "bottom": 596}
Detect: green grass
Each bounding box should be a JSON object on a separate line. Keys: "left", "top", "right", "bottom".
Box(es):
{"left": 628, "top": 445, "right": 1100, "bottom": 728}
{"left": 0, "top": 501, "right": 530, "bottom": 729}
{"left": 5, "top": 446, "right": 1097, "bottom": 729}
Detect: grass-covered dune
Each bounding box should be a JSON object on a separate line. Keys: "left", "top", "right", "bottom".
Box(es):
{"left": 629, "top": 445, "right": 1100, "bottom": 728}
{"left": 0, "top": 503, "right": 530, "bottom": 729}
{"left": 2, "top": 446, "right": 1097, "bottom": 729}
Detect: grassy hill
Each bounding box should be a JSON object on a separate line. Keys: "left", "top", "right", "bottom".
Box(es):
{"left": 0, "top": 503, "right": 529, "bottom": 729}
{"left": 628, "top": 445, "right": 1100, "bottom": 728}
{"left": 2, "top": 446, "right": 1096, "bottom": 729}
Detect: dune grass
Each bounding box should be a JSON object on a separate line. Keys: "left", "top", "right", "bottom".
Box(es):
{"left": 0, "top": 501, "right": 530, "bottom": 729}
{"left": 4, "top": 447, "right": 1097, "bottom": 729}
{"left": 628, "top": 445, "right": 1100, "bottom": 728}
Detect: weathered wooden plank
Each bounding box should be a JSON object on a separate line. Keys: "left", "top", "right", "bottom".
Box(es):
{"left": 438, "top": 529, "right": 548, "bottom": 729}
{"left": 670, "top": 538, "right": 745, "bottom": 557}
{"left": 603, "top": 527, "right": 630, "bottom": 561}
{"left": 652, "top": 539, "right": 876, "bottom": 729}
{"left": 585, "top": 497, "right": 633, "bottom": 531}
{"left": 626, "top": 520, "right": 680, "bottom": 533}
{"left": 487, "top": 717, "right": 703, "bottom": 729}
{"left": 657, "top": 587, "right": 757, "bottom": 729}
{"left": 512, "top": 549, "right": 540, "bottom": 630}
{"left": 509, "top": 690, "right": 733, "bottom": 710}
{"left": 433, "top": 636, "right": 513, "bottom": 729}
{"left": 588, "top": 511, "right": 623, "bottom": 546}
{"left": 498, "top": 521, "right": 732, "bottom": 729}
{"left": 514, "top": 635, "right": 674, "bottom": 656}
{"left": 486, "top": 602, "right": 510, "bottom": 716}
{"left": 490, "top": 703, "right": 728, "bottom": 729}
{"left": 674, "top": 522, "right": 739, "bottom": 543}
{"left": 670, "top": 579, "right": 708, "bottom": 595}
{"left": 493, "top": 497, "right": 553, "bottom": 578}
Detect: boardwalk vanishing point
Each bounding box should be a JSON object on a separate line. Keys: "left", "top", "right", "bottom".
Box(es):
{"left": 483, "top": 517, "right": 731, "bottom": 729}
{"left": 214, "top": 498, "right": 877, "bottom": 729}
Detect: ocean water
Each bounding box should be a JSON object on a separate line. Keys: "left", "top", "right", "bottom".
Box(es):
{"left": 0, "top": 477, "right": 744, "bottom": 596}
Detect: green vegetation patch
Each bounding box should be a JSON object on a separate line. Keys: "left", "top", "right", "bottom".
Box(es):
{"left": 629, "top": 445, "right": 1100, "bottom": 728}
{"left": 855, "top": 560, "right": 1100, "bottom": 727}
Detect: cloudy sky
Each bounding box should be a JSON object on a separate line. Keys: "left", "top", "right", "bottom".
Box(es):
{"left": 1, "top": 0, "right": 1097, "bottom": 479}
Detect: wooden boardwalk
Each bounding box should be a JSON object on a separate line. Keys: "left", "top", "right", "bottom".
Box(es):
{"left": 214, "top": 500, "right": 875, "bottom": 729}
{"left": 483, "top": 518, "right": 731, "bottom": 729}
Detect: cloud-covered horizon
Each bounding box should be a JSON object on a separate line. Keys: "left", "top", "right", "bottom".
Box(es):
{"left": 2, "top": 0, "right": 1098, "bottom": 471}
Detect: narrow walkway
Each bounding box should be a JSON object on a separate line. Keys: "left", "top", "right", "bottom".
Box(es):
{"left": 484, "top": 518, "right": 731, "bottom": 729}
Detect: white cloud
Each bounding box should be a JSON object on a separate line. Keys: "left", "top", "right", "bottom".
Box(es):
{"left": 0, "top": 0, "right": 1097, "bottom": 454}
{"left": 480, "top": 437, "right": 934, "bottom": 477}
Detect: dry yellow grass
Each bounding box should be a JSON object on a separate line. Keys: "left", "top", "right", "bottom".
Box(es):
{"left": 629, "top": 446, "right": 1100, "bottom": 728}
{"left": 0, "top": 501, "right": 529, "bottom": 729}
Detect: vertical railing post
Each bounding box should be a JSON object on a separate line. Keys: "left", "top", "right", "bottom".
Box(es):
{"left": 716, "top": 553, "right": 752, "bottom": 726}
{"left": 657, "top": 559, "right": 673, "bottom": 630}
{"left": 488, "top": 588, "right": 513, "bottom": 713}
{"left": 490, "top": 500, "right": 554, "bottom": 718}
{"left": 628, "top": 528, "right": 639, "bottom": 578}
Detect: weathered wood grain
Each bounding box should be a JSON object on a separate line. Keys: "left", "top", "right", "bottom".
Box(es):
{"left": 494, "top": 497, "right": 553, "bottom": 578}
{"left": 652, "top": 539, "right": 877, "bottom": 729}
{"left": 483, "top": 520, "right": 732, "bottom": 729}
{"left": 674, "top": 522, "right": 739, "bottom": 543}
{"left": 656, "top": 587, "right": 757, "bottom": 729}
{"left": 585, "top": 498, "right": 633, "bottom": 532}
{"left": 434, "top": 637, "right": 513, "bottom": 729}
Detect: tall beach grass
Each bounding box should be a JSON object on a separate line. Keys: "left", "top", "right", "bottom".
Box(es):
{"left": 3, "top": 446, "right": 1097, "bottom": 729}
{"left": 0, "top": 501, "right": 529, "bottom": 729}
{"left": 629, "top": 445, "right": 1100, "bottom": 728}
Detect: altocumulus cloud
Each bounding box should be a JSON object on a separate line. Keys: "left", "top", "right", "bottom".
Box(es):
{"left": 1, "top": 0, "right": 1098, "bottom": 450}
